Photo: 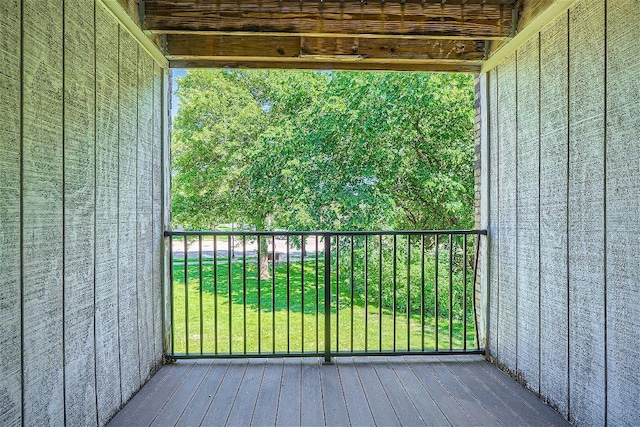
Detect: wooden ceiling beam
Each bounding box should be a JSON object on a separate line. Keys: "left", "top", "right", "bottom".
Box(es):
{"left": 169, "top": 57, "right": 482, "bottom": 73}
{"left": 165, "top": 34, "right": 486, "bottom": 61}
{"left": 143, "top": 0, "right": 515, "bottom": 40}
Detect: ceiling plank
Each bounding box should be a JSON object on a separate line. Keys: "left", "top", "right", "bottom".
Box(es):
{"left": 165, "top": 34, "right": 485, "bottom": 61}
{"left": 144, "top": 0, "right": 514, "bottom": 39}
{"left": 169, "top": 57, "right": 482, "bottom": 73}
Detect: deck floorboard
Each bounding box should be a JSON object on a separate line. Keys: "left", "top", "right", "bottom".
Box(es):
{"left": 108, "top": 355, "right": 570, "bottom": 426}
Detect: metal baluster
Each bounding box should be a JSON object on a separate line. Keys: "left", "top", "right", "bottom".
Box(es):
{"left": 463, "top": 234, "right": 468, "bottom": 351}
{"left": 364, "top": 235, "right": 368, "bottom": 352}
{"left": 301, "top": 236, "right": 305, "bottom": 354}
{"left": 287, "top": 235, "right": 290, "bottom": 354}
{"left": 316, "top": 235, "right": 319, "bottom": 354}
{"left": 421, "top": 234, "right": 425, "bottom": 352}
{"left": 378, "top": 234, "right": 383, "bottom": 353}
{"left": 324, "top": 235, "right": 331, "bottom": 364}
{"left": 243, "top": 236, "right": 247, "bottom": 355}
{"left": 449, "top": 233, "right": 453, "bottom": 351}
{"left": 336, "top": 237, "right": 340, "bottom": 352}
{"left": 170, "top": 236, "right": 174, "bottom": 355}
{"left": 257, "top": 236, "right": 261, "bottom": 355}
{"left": 228, "top": 236, "right": 232, "bottom": 354}
{"left": 407, "top": 235, "right": 411, "bottom": 351}
{"left": 350, "top": 235, "right": 354, "bottom": 353}
{"left": 214, "top": 236, "right": 218, "bottom": 355}
{"left": 472, "top": 234, "right": 481, "bottom": 351}
{"left": 272, "top": 235, "right": 276, "bottom": 354}
{"left": 393, "top": 235, "right": 397, "bottom": 352}
{"left": 435, "top": 234, "right": 439, "bottom": 351}
{"left": 184, "top": 236, "right": 189, "bottom": 355}
{"left": 199, "top": 235, "right": 203, "bottom": 355}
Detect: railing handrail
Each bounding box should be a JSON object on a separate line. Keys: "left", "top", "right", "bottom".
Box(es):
{"left": 165, "top": 229, "right": 487, "bottom": 237}
{"left": 165, "top": 229, "right": 485, "bottom": 362}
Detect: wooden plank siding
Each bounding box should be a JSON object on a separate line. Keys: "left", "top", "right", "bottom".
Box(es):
{"left": 63, "top": 1, "right": 98, "bottom": 424}
{"left": 514, "top": 34, "right": 539, "bottom": 392}
{"left": 604, "top": 0, "right": 640, "bottom": 425}
{"left": 538, "top": 12, "right": 569, "bottom": 417}
{"left": 95, "top": 5, "right": 124, "bottom": 425}
{"left": 0, "top": 1, "right": 167, "bottom": 425}
{"left": 22, "top": 1, "right": 65, "bottom": 424}
{"left": 486, "top": 0, "right": 640, "bottom": 424}
{"left": 0, "top": 1, "right": 22, "bottom": 425}
{"left": 567, "top": 2, "right": 606, "bottom": 424}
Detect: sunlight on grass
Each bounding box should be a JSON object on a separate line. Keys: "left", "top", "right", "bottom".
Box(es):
{"left": 170, "top": 258, "right": 477, "bottom": 355}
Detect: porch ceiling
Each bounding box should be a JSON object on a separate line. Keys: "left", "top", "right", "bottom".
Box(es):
{"left": 118, "top": 0, "right": 565, "bottom": 72}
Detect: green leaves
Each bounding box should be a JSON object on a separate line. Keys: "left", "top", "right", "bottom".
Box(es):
{"left": 171, "top": 70, "right": 475, "bottom": 232}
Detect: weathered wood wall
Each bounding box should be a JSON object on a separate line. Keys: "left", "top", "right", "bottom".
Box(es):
{"left": 486, "top": 0, "right": 640, "bottom": 425}
{"left": 0, "top": 1, "right": 166, "bottom": 425}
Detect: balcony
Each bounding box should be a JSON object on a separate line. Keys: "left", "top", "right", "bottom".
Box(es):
{"left": 106, "top": 230, "right": 568, "bottom": 426}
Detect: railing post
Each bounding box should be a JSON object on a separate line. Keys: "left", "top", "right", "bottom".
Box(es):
{"left": 323, "top": 234, "right": 332, "bottom": 364}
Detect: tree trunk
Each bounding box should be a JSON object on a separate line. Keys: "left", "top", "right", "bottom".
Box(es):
{"left": 258, "top": 235, "right": 270, "bottom": 280}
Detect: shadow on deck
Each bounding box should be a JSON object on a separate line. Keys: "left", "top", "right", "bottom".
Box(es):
{"left": 108, "top": 355, "right": 568, "bottom": 426}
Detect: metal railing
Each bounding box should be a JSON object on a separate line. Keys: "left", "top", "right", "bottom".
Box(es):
{"left": 165, "top": 230, "right": 486, "bottom": 362}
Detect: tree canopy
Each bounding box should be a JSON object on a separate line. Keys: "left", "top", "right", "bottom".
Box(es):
{"left": 171, "top": 69, "right": 475, "bottom": 231}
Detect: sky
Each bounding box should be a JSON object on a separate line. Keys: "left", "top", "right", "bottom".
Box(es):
{"left": 170, "top": 69, "right": 187, "bottom": 121}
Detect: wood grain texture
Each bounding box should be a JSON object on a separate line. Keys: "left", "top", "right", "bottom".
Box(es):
{"left": 605, "top": 0, "right": 640, "bottom": 424}
{"left": 95, "top": 4, "right": 123, "bottom": 425}
{"left": 119, "top": 29, "right": 142, "bottom": 404}
{"left": 22, "top": 1, "right": 65, "bottom": 424}
{"left": 152, "top": 63, "right": 164, "bottom": 366}
{"left": 538, "top": 12, "right": 569, "bottom": 417}
{"left": 144, "top": 1, "right": 514, "bottom": 39}
{"left": 496, "top": 53, "right": 517, "bottom": 372}
{"left": 487, "top": 69, "right": 499, "bottom": 361}
{"left": 568, "top": 1, "right": 606, "bottom": 425}
{"left": 137, "top": 47, "right": 155, "bottom": 383}
{"left": 515, "top": 35, "right": 539, "bottom": 393}
{"left": 169, "top": 58, "right": 481, "bottom": 72}
{"left": 0, "top": 1, "right": 21, "bottom": 425}
{"left": 63, "top": 2, "right": 98, "bottom": 424}
{"left": 110, "top": 356, "right": 571, "bottom": 427}
{"left": 166, "top": 34, "right": 486, "bottom": 61}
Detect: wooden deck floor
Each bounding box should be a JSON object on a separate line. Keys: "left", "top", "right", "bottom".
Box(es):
{"left": 108, "top": 355, "right": 569, "bottom": 426}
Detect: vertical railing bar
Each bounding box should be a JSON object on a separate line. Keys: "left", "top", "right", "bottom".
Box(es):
{"left": 301, "top": 236, "right": 305, "bottom": 354}
{"left": 184, "top": 236, "right": 189, "bottom": 356}
{"left": 463, "top": 234, "right": 468, "bottom": 351}
{"left": 272, "top": 235, "right": 276, "bottom": 355}
{"left": 336, "top": 237, "right": 340, "bottom": 352}
{"left": 243, "top": 236, "right": 247, "bottom": 355}
{"left": 393, "top": 235, "right": 397, "bottom": 353}
{"left": 228, "top": 236, "right": 232, "bottom": 354}
{"left": 472, "top": 234, "right": 481, "bottom": 351}
{"left": 350, "top": 235, "right": 354, "bottom": 353}
{"left": 170, "top": 236, "right": 174, "bottom": 355}
{"left": 316, "top": 235, "right": 319, "bottom": 355}
{"left": 448, "top": 233, "right": 453, "bottom": 351}
{"left": 421, "top": 234, "right": 425, "bottom": 352}
{"left": 435, "top": 234, "right": 439, "bottom": 352}
{"left": 379, "top": 234, "right": 383, "bottom": 353}
{"left": 324, "top": 235, "right": 331, "bottom": 363}
{"left": 407, "top": 234, "right": 411, "bottom": 351}
{"left": 257, "top": 236, "right": 261, "bottom": 355}
{"left": 364, "top": 235, "right": 369, "bottom": 353}
{"left": 213, "top": 236, "right": 218, "bottom": 355}
{"left": 199, "top": 235, "right": 203, "bottom": 355}
{"left": 286, "top": 235, "right": 290, "bottom": 354}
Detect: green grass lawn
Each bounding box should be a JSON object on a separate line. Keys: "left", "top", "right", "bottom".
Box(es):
{"left": 170, "top": 257, "right": 477, "bottom": 355}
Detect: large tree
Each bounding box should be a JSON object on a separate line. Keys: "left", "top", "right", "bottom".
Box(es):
{"left": 172, "top": 69, "right": 475, "bottom": 235}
